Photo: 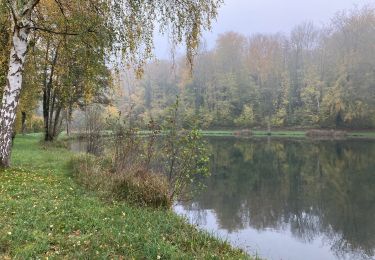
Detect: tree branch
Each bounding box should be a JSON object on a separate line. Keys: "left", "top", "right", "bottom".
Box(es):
{"left": 6, "top": 0, "right": 19, "bottom": 23}
{"left": 21, "top": 0, "right": 40, "bottom": 17}
{"left": 31, "top": 26, "right": 80, "bottom": 36}
{"left": 53, "top": 0, "right": 67, "bottom": 19}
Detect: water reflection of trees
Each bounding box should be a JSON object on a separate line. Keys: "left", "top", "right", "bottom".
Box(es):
{"left": 182, "top": 138, "right": 375, "bottom": 259}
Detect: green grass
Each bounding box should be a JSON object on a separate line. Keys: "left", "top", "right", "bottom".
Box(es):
{"left": 0, "top": 135, "right": 250, "bottom": 259}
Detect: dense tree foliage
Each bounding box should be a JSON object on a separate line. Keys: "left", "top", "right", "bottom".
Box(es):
{"left": 122, "top": 6, "right": 375, "bottom": 129}
{"left": 0, "top": 2, "right": 10, "bottom": 97}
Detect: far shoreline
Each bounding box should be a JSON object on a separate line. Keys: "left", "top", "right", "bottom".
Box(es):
{"left": 52, "top": 129, "right": 375, "bottom": 141}
{"left": 199, "top": 129, "right": 375, "bottom": 139}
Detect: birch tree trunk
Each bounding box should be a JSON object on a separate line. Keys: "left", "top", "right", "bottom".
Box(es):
{"left": 0, "top": 0, "right": 39, "bottom": 167}
{"left": 0, "top": 25, "right": 31, "bottom": 167}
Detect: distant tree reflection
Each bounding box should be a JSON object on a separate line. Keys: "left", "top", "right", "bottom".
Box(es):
{"left": 181, "top": 138, "right": 375, "bottom": 259}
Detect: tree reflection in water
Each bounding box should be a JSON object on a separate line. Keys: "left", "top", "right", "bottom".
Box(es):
{"left": 179, "top": 138, "right": 375, "bottom": 260}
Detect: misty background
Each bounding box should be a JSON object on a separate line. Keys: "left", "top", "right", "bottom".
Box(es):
{"left": 154, "top": 0, "right": 372, "bottom": 58}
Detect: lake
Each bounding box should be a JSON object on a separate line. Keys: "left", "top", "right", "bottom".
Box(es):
{"left": 175, "top": 137, "right": 375, "bottom": 260}
{"left": 70, "top": 136, "right": 375, "bottom": 260}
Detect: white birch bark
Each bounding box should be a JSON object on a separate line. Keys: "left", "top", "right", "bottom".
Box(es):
{"left": 0, "top": 26, "right": 31, "bottom": 166}
{"left": 0, "top": 0, "right": 39, "bottom": 167}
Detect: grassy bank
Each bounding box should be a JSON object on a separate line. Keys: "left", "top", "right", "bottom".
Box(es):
{"left": 0, "top": 135, "right": 249, "bottom": 259}
{"left": 200, "top": 130, "right": 375, "bottom": 138}
{"left": 200, "top": 130, "right": 304, "bottom": 137}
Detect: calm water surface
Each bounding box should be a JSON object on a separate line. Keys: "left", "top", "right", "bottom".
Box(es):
{"left": 175, "top": 137, "right": 375, "bottom": 260}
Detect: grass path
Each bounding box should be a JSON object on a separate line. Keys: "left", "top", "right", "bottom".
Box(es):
{"left": 0, "top": 135, "right": 249, "bottom": 259}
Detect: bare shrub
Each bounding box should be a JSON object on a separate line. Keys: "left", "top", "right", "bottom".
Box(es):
{"left": 162, "top": 98, "right": 210, "bottom": 202}
{"left": 111, "top": 118, "right": 141, "bottom": 172}
{"left": 84, "top": 105, "right": 105, "bottom": 155}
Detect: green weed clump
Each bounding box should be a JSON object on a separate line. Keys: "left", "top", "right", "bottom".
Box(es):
{"left": 40, "top": 139, "right": 69, "bottom": 149}
{"left": 70, "top": 154, "right": 109, "bottom": 195}
{"left": 71, "top": 154, "right": 172, "bottom": 208}
{"left": 114, "top": 171, "right": 171, "bottom": 208}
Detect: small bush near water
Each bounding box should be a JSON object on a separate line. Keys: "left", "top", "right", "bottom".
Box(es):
{"left": 72, "top": 98, "right": 209, "bottom": 209}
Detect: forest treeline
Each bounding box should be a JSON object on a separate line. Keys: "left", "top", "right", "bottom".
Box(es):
{"left": 119, "top": 6, "right": 375, "bottom": 129}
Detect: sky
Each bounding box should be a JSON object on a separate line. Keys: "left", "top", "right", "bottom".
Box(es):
{"left": 154, "top": 0, "right": 371, "bottom": 58}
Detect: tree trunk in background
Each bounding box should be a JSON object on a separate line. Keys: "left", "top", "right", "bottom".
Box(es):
{"left": 43, "top": 44, "right": 60, "bottom": 142}
{"left": 52, "top": 105, "right": 62, "bottom": 138}
{"left": 66, "top": 105, "right": 72, "bottom": 136}
{"left": 0, "top": 25, "right": 31, "bottom": 167}
{"left": 66, "top": 110, "right": 70, "bottom": 136}
{"left": 21, "top": 111, "right": 27, "bottom": 135}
